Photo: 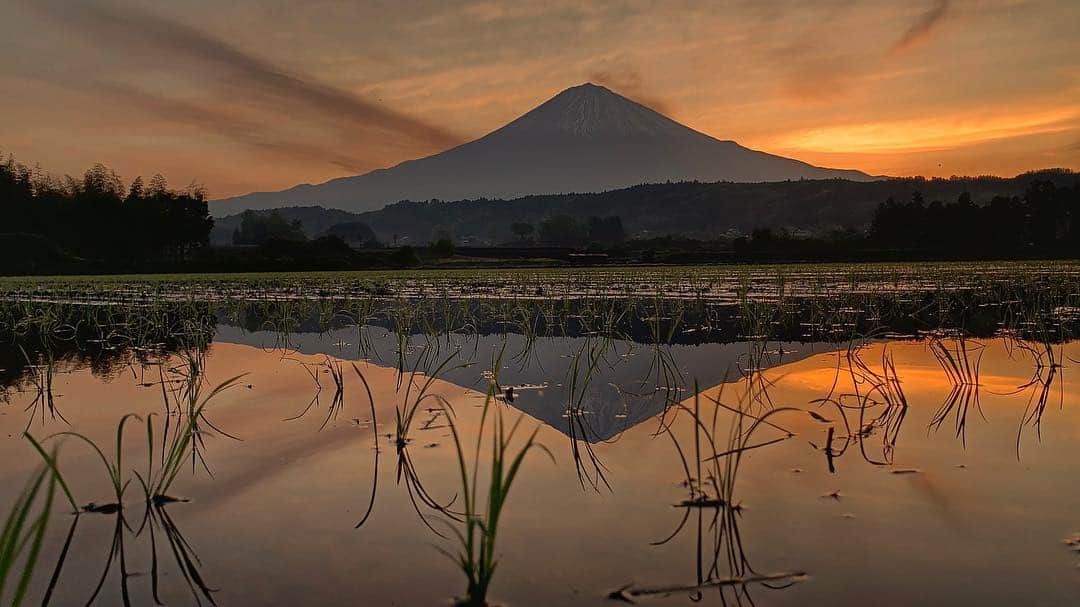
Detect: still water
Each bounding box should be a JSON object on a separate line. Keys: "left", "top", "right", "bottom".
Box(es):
{"left": 2, "top": 318, "right": 1078, "bottom": 606}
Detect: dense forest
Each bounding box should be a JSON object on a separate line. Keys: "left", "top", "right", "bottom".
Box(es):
{"left": 722, "top": 179, "right": 1078, "bottom": 260}
{"left": 1, "top": 154, "right": 212, "bottom": 269}
{"left": 869, "top": 182, "right": 1077, "bottom": 255}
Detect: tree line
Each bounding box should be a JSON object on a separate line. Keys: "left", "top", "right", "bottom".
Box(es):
{"left": 1, "top": 153, "right": 213, "bottom": 263}
{"left": 729, "top": 180, "right": 1078, "bottom": 259}
{"left": 869, "top": 181, "right": 1077, "bottom": 254}
{"left": 509, "top": 215, "right": 625, "bottom": 246}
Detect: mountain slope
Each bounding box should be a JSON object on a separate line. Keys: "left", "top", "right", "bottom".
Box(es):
{"left": 211, "top": 83, "right": 874, "bottom": 217}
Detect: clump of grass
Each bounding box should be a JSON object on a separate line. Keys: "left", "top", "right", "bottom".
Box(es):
{"left": 630, "top": 383, "right": 804, "bottom": 604}
{"left": 138, "top": 373, "right": 246, "bottom": 502}
{"left": 21, "top": 346, "right": 66, "bottom": 431}
{"left": 395, "top": 350, "right": 467, "bottom": 450}
{"left": 1, "top": 441, "right": 75, "bottom": 607}
{"left": 439, "top": 375, "right": 551, "bottom": 606}
{"left": 929, "top": 335, "right": 984, "bottom": 387}
{"left": 45, "top": 366, "right": 244, "bottom": 509}
{"left": 54, "top": 413, "right": 142, "bottom": 509}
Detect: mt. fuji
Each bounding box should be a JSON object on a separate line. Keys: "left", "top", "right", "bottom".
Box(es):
{"left": 211, "top": 83, "right": 873, "bottom": 216}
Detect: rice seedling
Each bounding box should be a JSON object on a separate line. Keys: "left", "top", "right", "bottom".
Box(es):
{"left": 640, "top": 297, "right": 686, "bottom": 407}
{"left": 140, "top": 501, "right": 218, "bottom": 606}
{"left": 52, "top": 413, "right": 142, "bottom": 510}
{"left": 929, "top": 335, "right": 984, "bottom": 387}
{"left": 634, "top": 383, "right": 804, "bottom": 604}
{"left": 1001, "top": 330, "right": 1068, "bottom": 458}
{"left": 351, "top": 364, "right": 380, "bottom": 529}
{"left": 437, "top": 375, "right": 551, "bottom": 607}
{"left": 43, "top": 496, "right": 219, "bottom": 606}
{"left": 20, "top": 346, "right": 67, "bottom": 430}
{"left": 841, "top": 344, "right": 910, "bottom": 465}
{"left": 355, "top": 350, "right": 470, "bottom": 536}
{"left": 809, "top": 342, "right": 909, "bottom": 467}
{"left": 393, "top": 349, "right": 469, "bottom": 450}
{"left": 38, "top": 508, "right": 79, "bottom": 607}
{"left": 563, "top": 336, "right": 616, "bottom": 491}
{"left": 138, "top": 372, "right": 246, "bottom": 502}
{"left": 40, "top": 362, "right": 243, "bottom": 510}
{"left": 393, "top": 437, "right": 461, "bottom": 537}
{"left": 1, "top": 452, "right": 71, "bottom": 606}
{"left": 736, "top": 339, "right": 781, "bottom": 410}
{"left": 929, "top": 380, "right": 982, "bottom": 448}
{"left": 283, "top": 355, "right": 348, "bottom": 430}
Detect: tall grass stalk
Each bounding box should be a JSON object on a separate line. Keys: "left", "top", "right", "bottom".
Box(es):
{"left": 395, "top": 350, "right": 468, "bottom": 449}
{"left": 1, "top": 442, "right": 75, "bottom": 607}
{"left": 139, "top": 374, "right": 246, "bottom": 501}
{"left": 439, "top": 378, "right": 550, "bottom": 606}
{"left": 46, "top": 370, "right": 244, "bottom": 508}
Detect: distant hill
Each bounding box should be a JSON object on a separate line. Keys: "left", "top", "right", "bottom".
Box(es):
{"left": 209, "top": 170, "right": 1077, "bottom": 245}
{"left": 210, "top": 83, "right": 873, "bottom": 217}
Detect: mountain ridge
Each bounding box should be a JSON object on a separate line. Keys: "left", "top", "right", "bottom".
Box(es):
{"left": 209, "top": 169, "right": 1078, "bottom": 246}
{"left": 211, "top": 83, "right": 874, "bottom": 217}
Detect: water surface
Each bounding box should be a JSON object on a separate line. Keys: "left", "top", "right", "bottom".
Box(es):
{"left": 1, "top": 264, "right": 1079, "bottom": 606}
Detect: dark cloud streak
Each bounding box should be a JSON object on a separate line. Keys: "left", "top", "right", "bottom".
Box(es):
{"left": 84, "top": 81, "right": 370, "bottom": 172}
{"left": 26, "top": 0, "right": 462, "bottom": 152}
{"left": 890, "top": 0, "right": 951, "bottom": 55}
{"left": 587, "top": 61, "right": 671, "bottom": 115}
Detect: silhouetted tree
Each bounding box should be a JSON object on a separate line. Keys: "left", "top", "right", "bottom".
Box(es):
{"left": 429, "top": 238, "right": 455, "bottom": 258}
{"left": 511, "top": 222, "right": 534, "bottom": 241}
{"left": 325, "top": 221, "right": 379, "bottom": 247}
{"left": 233, "top": 210, "right": 306, "bottom": 245}
{"left": 538, "top": 215, "right": 582, "bottom": 246}
{"left": 0, "top": 153, "right": 213, "bottom": 266}
{"left": 586, "top": 216, "right": 625, "bottom": 245}
{"left": 868, "top": 181, "right": 1078, "bottom": 256}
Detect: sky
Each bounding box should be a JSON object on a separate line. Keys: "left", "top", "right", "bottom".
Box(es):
{"left": 1, "top": 0, "right": 1077, "bottom": 198}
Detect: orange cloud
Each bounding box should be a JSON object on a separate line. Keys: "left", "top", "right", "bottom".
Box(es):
{"left": 769, "top": 105, "right": 1080, "bottom": 154}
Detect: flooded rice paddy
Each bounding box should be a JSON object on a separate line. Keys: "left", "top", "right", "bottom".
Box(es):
{"left": 2, "top": 262, "right": 1080, "bottom": 606}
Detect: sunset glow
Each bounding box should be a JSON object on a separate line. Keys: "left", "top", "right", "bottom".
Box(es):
{"left": 770, "top": 105, "right": 1080, "bottom": 154}
{"left": 1, "top": 0, "right": 1077, "bottom": 196}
